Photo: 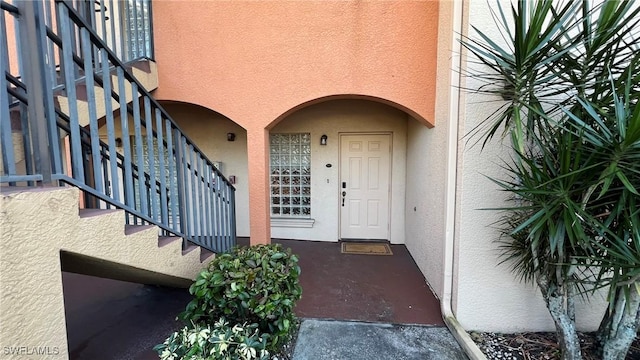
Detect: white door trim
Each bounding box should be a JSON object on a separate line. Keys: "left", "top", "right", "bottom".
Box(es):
{"left": 338, "top": 132, "right": 392, "bottom": 240}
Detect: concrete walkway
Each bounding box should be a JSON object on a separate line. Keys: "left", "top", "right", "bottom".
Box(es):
{"left": 292, "top": 319, "right": 468, "bottom": 360}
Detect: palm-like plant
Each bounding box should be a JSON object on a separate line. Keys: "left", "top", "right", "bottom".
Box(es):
{"left": 462, "top": 1, "right": 640, "bottom": 359}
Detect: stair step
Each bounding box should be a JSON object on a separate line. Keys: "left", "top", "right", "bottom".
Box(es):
{"left": 126, "top": 59, "right": 153, "bottom": 74}
{"left": 200, "top": 249, "right": 215, "bottom": 263}
{"left": 124, "top": 224, "right": 156, "bottom": 235}
{"left": 79, "top": 208, "right": 120, "bottom": 218}
{"left": 182, "top": 242, "right": 198, "bottom": 256}
{"left": 158, "top": 236, "right": 181, "bottom": 247}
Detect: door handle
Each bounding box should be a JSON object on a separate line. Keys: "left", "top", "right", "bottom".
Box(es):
{"left": 341, "top": 191, "right": 346, "bottom": 206}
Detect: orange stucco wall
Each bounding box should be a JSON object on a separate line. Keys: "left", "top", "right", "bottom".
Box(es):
{"left": 152, "top": 1, "right": 440, "bottom": 244}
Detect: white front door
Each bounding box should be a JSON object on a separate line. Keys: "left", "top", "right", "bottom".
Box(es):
{"left": 339, "top": 134, "right": 391, "bottom": 240}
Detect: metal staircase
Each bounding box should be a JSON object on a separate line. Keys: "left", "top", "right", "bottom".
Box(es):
{"left": 1, "top": 0, "right": 236, "bottom": 253}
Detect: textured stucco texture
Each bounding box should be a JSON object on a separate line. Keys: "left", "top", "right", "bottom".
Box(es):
{"left": 0, "top": 187, "right": 210, "bottom": 357}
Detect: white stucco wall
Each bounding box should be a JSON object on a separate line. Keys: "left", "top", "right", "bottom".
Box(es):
{"left": 404, "top": 118, "right": 447, "bottom": 298}
{"left": 271, "top": 99, "right": 408, "bottom": 243}
{"left": 453, "top": 0, "right": 608, "bottom": 332}
{"left": 402, "top": 0, "right": 458, "bottom": 300}
{"left": 160, "top": 102, "right": 251, "bottom": 237}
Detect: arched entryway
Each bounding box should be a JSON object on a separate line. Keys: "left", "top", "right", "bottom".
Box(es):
{"left": 268, "top": 98, "right": 411, "bottom": 244}
{"left": 267, "top": 96, "right": 447, "bottom": 302}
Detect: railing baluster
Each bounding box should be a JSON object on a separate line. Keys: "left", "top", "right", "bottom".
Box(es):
{"left": 131, "top": 82, "right": 148, "bottom": 216}
{"left": 217, "top": 170, "right": 225, "bottom": 249}
{"left": 43, "top": 1, "right": 57, "bottom": 88}
{"left": 156, "top": 108, "right": 168, "bottom": 225}
{"left": 81, "top": 27, "right": 104, "bottom": 194}
{"left": 120, "top": 0, "right": 127, "bottom": 60}
{"left": 59, "top": 3, "right": 84, "bottom": 181}
{"left": 230, "top": 188, "right": 236, "bottom": 251}
{"left": 100, "top": 143, "right": 110, "bottom": 207}
{"left": 0, "top": 9, "right": 16, "bottom": 182}
{"left": 68, "top": 3, "right": 79, "bottom": 78}
{"left": 178, "top": 134, "right": 190, "bottom": 238}
{"left": 166, "top": 120, "right": 178, "bottom": 231}
{"left": 187, "top": 142, "right": 197, "bottom": 239}
{"left": 40, "top": 2, "right": 62, "bottom": 176}
{"left": 18, "top": 1, "right": 56, "bottom": 184}
{"left": 203, "top": 163, "right": 213, "bottom": 250}
{"left": 99, "top": 0, "right": 107, "bottom": 52}
{"left": 101, "top": 49, "right": 119, "bottom": 201}
{"left": 196, "top": 153, "right": 205, "bottom": 245}
{"left": 117, "top": 66, "right": 134, "bottom": 207}
{"left": 18, "top": 99, "right": 33, "bottom": 185}
{"left": 107, "top": 0, "right": 116, "bottom": 58}
{"left": 144, "top": 96, "right": 158, "bottom": 221}
{"left": 223, "top": 179, "right": 230, "bottom": 250}
{"left": 89, "top": 1, "right": 99, "bottom": 73}
{"left": 214, "top": 170, "right": 222, "bottom": 251}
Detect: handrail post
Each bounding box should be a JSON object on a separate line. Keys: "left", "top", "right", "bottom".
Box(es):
{"left": 17, "top": 1, "right": 55, "bottom": 184}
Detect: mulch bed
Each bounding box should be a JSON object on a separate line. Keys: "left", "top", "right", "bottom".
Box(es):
{"left": 471, "top": 331, "right": 640, "bottom": 360}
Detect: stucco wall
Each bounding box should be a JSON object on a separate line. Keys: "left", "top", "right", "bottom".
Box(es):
{"left": 403, "top": 0, "right": 457, "bottom": 300}
{"left": 152, "top": 1, "right": 439, "bottom": 128}
{"left": 453, "top": 0, "right": 608, "bottom": 332}
{"left": 271, "top": 99, "right": 408, "bottom": 243}
{"left": 404, "top": 118, "right": 447, "bottom": 298}
{"left": 0, "top": 187, "right": 209, "bottom": 357}
{"left": 152, "top": 1, "right": 440, "bottom": 243}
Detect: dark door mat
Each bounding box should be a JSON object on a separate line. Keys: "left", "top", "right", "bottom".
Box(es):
{"left": 341, "top": 242, "right": 393, "bottom": 255}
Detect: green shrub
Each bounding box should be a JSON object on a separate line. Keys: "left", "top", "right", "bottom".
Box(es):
{"left": 154, "top": 319, "right": 269, "bottom": 360}
{"left": 180, "top": 244, "right": 302, "bottom": 350}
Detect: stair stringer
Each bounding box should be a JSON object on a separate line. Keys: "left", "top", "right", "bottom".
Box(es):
{"left": 0, "top": 186, "right": 212, "bottom": 359}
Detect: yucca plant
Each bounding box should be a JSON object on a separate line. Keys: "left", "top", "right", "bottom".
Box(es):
{"left": 461, "top": 1, "right": 640, "bottom": 359}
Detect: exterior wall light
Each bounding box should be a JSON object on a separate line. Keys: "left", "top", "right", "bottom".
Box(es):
{"left": 227, "top": 133, "right": 236, "bottom": 141}
{"left": 320, "top": 134, "right": 328, "bottom": 146}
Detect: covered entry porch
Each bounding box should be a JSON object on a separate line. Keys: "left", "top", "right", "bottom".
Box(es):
{"left": 245, "top": 239, "right": 443, "bottom": 325}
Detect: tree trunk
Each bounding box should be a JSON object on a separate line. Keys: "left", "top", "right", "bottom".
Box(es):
{"left": 538, "top": 276, "right": 583, "bottom": 360}
{"left": 597, "top": 283, "right": 640, "bottom": 360}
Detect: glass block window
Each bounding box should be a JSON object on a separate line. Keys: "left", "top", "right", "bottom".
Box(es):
{"left": 270, "top": 133, "right": 311, "bottom": 217}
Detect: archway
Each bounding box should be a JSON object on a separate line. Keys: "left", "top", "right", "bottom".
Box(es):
{"left": 157, "top": 101, "right": 250, "bottom": 238}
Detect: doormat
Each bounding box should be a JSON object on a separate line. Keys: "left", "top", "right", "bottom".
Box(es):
{"left": 341, "top": 242, "right": 393, "bottom": 256}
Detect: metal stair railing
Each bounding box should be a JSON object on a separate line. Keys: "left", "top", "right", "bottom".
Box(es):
{"left": 0, "top": 0, "right": 236, "bottom": 253}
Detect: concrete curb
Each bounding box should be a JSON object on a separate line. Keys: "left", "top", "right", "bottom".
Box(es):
{"left": 443, "top": 315, "right": 488, "bottom": 360}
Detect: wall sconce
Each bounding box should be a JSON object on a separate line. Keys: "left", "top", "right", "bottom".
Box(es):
{"left": 227, "top": 133, "right": 236, "bottom": 142}
{"left": 115, "top": 137, "right": 122, "bottom": 147}
{"left": 320, "top": 134, "right": 328, "bottom": 146}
